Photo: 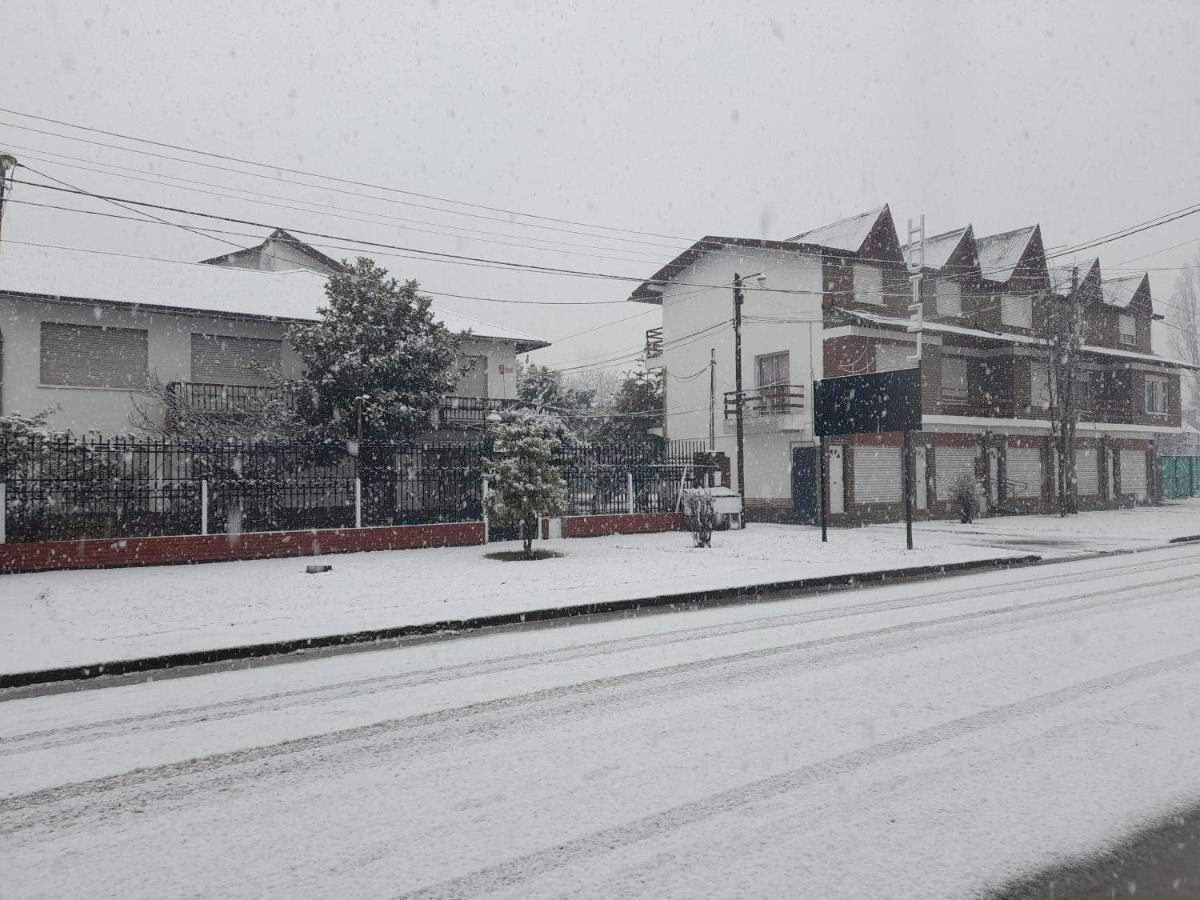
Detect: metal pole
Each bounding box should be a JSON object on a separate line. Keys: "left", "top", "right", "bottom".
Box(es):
{"left": 818, "top": 437, "right": 828, "bottom": 543}
{"left": 903, "top": 431, "right": 914, "bottom": 550}
{"left": 354, "top": 477, "right": 362, "bottom": 528}
{"left": 0, "top": 482, "right": 6, "bottom": 544}
{"left": 200, "top": 479, "right": 208, "bottom": 536}
{"left": 627, "top": 471, "right": 635, "bottom": 514}
{"left": 708, "top": 348, "right": 716, "bottom": 452}
{"left": 733, "top": 273, "right": 746, "bottom": 528}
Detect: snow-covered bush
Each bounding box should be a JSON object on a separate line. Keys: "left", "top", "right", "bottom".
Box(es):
{"left": 681, "top": 488, "right": 717, "bottom": 548}
{"left": 484, "top": 410, "right": 567, "bottom": 559}
{"left": 948, "top": 473, "right": 980, "bottom": 524}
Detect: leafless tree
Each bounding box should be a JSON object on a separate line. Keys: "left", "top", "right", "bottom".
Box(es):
{"left": 1040, "top": 268, "right": 1085, "bottom": 516}
{"left": 129, "top": 374, "right": 302, "bottom": 441}
{"left": 1169, "top": 248, "right": 1200, "bottom": 428}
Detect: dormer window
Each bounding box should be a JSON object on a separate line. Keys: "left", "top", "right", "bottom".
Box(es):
{"left": 1119, "top": 315, "right": 1136, "bottom": 347}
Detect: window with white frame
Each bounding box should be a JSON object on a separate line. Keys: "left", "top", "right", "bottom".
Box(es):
{"left": 1030, "top": 364, "right": 1051, "bottom": 408}
{"left": 1118, "top": 315, "right": 1136, "bottom": 347}
{"left": 755, "top": 351, "right": 790, "bottom": 412}
{"left": 935, "top": 280, "right": 962, "bottom": 317}
{"left": 1000, "top": 294, "right": 1033, "bottom": 329}
{"left": 941, "top": 356, "right": 968, "bottom": 402}
{"left": 852, "top": 264, "right": 884, "bottom": 305}
{"left": 1145, "top": 375, "right": 1168, "bottom": 415}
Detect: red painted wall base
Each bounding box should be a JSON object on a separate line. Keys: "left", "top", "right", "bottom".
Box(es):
{"left": 559, "top": 513, "right": 685, "bottom": 538}
{"left": 0, "top": 522, "right": 486, "bottom": 575}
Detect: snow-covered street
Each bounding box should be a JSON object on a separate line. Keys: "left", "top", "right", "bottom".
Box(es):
{"left": 4, "top": 544, "right": 1200, "bottom": 898}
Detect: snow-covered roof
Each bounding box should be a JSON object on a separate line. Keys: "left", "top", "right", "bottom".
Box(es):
{"left": 901, "top": 226, "right": 970, "bottom": 270}
{"left": 786, "top": 206, "right": 886, "bottom": 253}
{"left": 838, "top": 307, "right": 1197, "bottom": 368}
{"left": 0, "top": 242, "right": 549, "bottom": 350}
{"left": 974, "top": 226, "right": 1038, "bottom": 284}
{"left": 1100, "top": 274, "right": 1148, "bottom": 309}
{"left": 1047, "top": 258, "right": 1098, "bottom": 297}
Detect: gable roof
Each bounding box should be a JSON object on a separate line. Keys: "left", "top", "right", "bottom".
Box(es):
{"left": 0, "top": 242, "right": 549, "bottom": 351}
{"left": 786, "top": 206, "right": 889, "bottom": 254}
{"left": 1048, "top": 258, "right": 1100, "bottom": 297}
{"left": 200, "top": 228, "right": 347, "bottom": 274}
{"left": 901, "top": 225, "right": 972, "bottom": 270}
{"left": 1101, "top": 273, "right": 1150, "bottom": 309}
{"left": 974, "top": 225, "right": 1039, "bottom": 284}
{"left": 627, "top": 235, "right": 838, "bottom": 304}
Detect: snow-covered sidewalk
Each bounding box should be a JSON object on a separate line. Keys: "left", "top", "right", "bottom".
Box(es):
{"left": 2, "top": 524, "right": 1027, "bottom": 675}
{"left": 2, "top": 500, "right": 1196, "bottom": 676}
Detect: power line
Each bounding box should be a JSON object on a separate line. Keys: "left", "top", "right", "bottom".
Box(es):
{"left": 9, "top": 147, "right": 670, "bottom": 267}
{"left": 0, "top": 111, "right": 691, "bottom": 248}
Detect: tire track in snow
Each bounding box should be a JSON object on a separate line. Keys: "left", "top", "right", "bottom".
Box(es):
{"left": 4, "top": 553, "right": 1191, "bottom": 757}
{"left": 0, "top": 571, "right": 1195, "bottom": 838}
{"left": 395, "top": 646, "right": 1200, "bottom": 900}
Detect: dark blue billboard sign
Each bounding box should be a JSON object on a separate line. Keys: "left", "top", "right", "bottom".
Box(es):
{"left": 814, "top": 368, "right": 922, "bottom": 436}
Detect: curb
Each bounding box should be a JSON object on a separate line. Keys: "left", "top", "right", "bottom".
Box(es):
{"left": 0, "top": 553, "right": 1041, "bottom": 691}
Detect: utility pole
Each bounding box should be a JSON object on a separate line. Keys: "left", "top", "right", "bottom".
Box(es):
{"left": 708, "top": 347, "right": 716, "bottom": 451}
{"left": 0, "top": 154, "right": 16, "bottom": 244}
{"left": 903, "top": 216, "right": 925, "bottom": 551}
{"left": 732, "top": 273, "right": 746, "bottom": 526}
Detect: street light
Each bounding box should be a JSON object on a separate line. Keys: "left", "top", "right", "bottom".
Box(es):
{"left": 732, "top": 271, "right": 765, "bottom": 528}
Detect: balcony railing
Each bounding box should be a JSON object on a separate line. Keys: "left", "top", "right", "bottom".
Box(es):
{"left": 724, "top": 384, "right": 806, "bottom": 419}
{"left": 167, "top": 382, "right": 295, "bottom": 413}
{"left": 437, "top": 396, "right": 526, "bottom": 428}
{"left": 645, "top": 327, "right": 663, "bottom": 359}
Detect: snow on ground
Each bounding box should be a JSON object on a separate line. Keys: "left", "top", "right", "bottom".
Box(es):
{"left": 0, "top": 522, "right": 1031, "bottom": 674}
{"left": 878, "top": 497, "right": 1200, "bottom": 556}
{"left": 3, "top": 547, "right": 1200, "bottom": 898}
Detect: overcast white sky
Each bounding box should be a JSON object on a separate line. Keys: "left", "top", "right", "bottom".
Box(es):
{"left": 2, "top": 0, "right": 1199, "bottom": 371}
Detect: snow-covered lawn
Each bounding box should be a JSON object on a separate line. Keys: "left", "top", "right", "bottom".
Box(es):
{"left": 1, "top": 523, "right": 1029, "bottom": 675}
{"left": 3, "top": 500, "right": 1196, "bottom": 676}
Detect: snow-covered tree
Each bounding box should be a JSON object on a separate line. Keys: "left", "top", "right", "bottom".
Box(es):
{"left": 588, "top": 366, "right": 663, "bottom": 444}
{"left": 484, "top": 409, "right": 567, "bottom": 559}
{"left": 1169, "top": 248, "right": 1200, "bottom": 428}
{"left": 288, "top": 258, "right": 461, "bottom": 442}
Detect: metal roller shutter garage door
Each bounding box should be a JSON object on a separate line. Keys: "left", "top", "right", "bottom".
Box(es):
{"left": 852, "top": 447, "right": 902, "bottom": 504}
{"left": 1120, "top": 449, "right": 1147, "bottom": 498}
{"left": 935, "top": 447, "right": 977, "bottom": 497}
{"left": 1076, "top": 448, "right": 1099, "bottom": 496}
{"left": 1006, "top": 448, "right": 1042, "bottom": 498}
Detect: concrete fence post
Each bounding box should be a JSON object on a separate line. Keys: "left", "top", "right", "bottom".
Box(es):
{"left": 627, "top": 472, "right": 635, "bottom": 514}
{"left": 354, "top": 477, "right": 363, "bottom": 529}
{"left": 200, "top": 479, "right": 208, "bottom": 536}
{"left": 0, "top": 482, "right": 6, "bottom": 544}
{"left": 481, "top": 476, "right": 490, "bottom": 543}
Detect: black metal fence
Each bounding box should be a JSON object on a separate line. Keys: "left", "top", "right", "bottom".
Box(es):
{"left": 555, "top": 439, "right": 715, "bottom": 516}
{"left": 0, "top": 435, "right": 722, "bottom": 543}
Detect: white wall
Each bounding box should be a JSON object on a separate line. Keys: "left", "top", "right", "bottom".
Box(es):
{"left": 0, "top": 295, "right": 521, "bottom": 434}
{"left": 655, "top": 247, "right": 824, "bottom": 499}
